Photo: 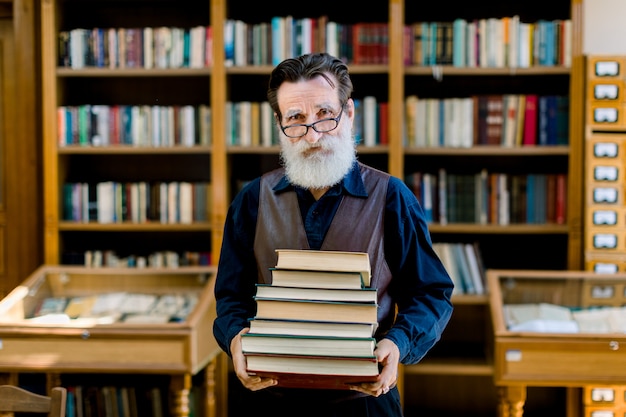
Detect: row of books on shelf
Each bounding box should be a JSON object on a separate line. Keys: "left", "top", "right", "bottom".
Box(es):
{"left": 57, "top": 104, "right": 212, "bottom": 147}
{"left": 225, "top": 17, "right": 388, "bottom": 67}
{"left": 60, "top": 26, "right": 213, "bottom": 69}
{"left": 404, "top": 94, "right": 569, "bottom": 148}
{"left": 27, "top": 290, "right": 199, "bottom": 325}
{"left": 63, "top": 250, "right": 213, "bottom": 268}
{"left": 404, "top": 17, "right": 572, "bottom": 68}
{"left": 62, "top": 181, "right": 212, "bottom": 224}
{"left": 65, "top": 384, "right": 170, "bottom": 417}
{"left": 243, "top": 249, "right": 380, "bottom": 390}
{"left": 58, "top": 16, "right": 571, "bottom": 70}
{"left": 432, "top": 242, "right": 486, "bottom": 296}
{"left": 57, "top": 93, "right": 565, "bottom": 150}
{"left": 225, "top": 97, "right": 387, "bottom": 147}
{"left": 406, "top": 170, "right": 567, "bottom": 225}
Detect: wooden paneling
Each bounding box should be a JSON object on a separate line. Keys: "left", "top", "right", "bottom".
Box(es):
{"left": 0, "top": 0, "right": 41, "bottom": 298}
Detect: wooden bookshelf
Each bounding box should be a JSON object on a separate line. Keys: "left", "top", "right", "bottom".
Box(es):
{"left": 37, "top": 0, "right": 585, "bottom": 416}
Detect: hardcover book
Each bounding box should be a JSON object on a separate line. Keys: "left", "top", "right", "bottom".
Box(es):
{"left": 274, "top": 249, "right": 371, "bottom": 286}
{"left": 241, "top": 333, "right": 376, "bottom": 357}
{"left": 248, "top": 318, "right": 377, "bottom": 338}
{"left": 246, "top": 354, "right": 379, "bottom": 390}
{"left": 254, "top": 284, "right": 377, "bottom": 303}
{"left": 254, "top": 297, "right": 378, "bottom": 324}
{"left": 269, "top": 268, "right": 365, "bottom": 290}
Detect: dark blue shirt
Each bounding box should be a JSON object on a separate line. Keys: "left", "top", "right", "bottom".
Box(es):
{"left": 213, "top": 162, "right": 454, "bottom": 365}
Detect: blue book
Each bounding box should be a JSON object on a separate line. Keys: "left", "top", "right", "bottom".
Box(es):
{"left": 183, "top": 29, "right": 191, "bottom": 67}
{"left": 526, "top": 174, "right": 536, "bottom": 224}
{"left": 353, "top": 98, "right": 363, "bottom": 145}
{"left": 66, "top": 388, "right": 76, "bottom": 417}
{"left": 452, "top": 18, "right": 467, "bottom": 67}
{"left": 224, "top": 19, "right": 235, "bottom": 67}
{"left": 271, "top": 16, "right": 284, "bottom": 66}
{"left": 421, "top": 22, "right": 430, "bottom": 66}
{"left": 429, "top": 22, "right": 438, "bottom": 66}
{"left": 545, "top": 21, "right": 555, "bottom": 66}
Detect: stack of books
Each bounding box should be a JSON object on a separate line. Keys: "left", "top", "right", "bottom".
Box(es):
{"left": 242, "top": 249, "right": 380, "bottom": 390}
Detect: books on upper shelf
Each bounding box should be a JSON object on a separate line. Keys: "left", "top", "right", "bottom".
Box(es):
{"left": 245, "top": 354, "right": 379, "bottom": 390}
{"left": 274, "top": 249, "right": 371, "bottom": 287}
{"left": 248, "top": 318, "right": 377, "bottom": 338}
{"left": 241, "top": 333, "right": 376, "bottom": 358}
{"left": 432, "top": 242, "right": 486, "bottom": 295}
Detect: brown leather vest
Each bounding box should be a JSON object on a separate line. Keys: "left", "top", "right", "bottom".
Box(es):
{"left": 253, "top": 163, "right": 395, "bottom": 336}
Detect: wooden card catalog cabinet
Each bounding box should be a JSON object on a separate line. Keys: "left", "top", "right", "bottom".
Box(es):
{"left": 586, "top": 56, "right": 626, "bottom": 273}
{"left": 587, "top": 57, "right": 626, "bottom": 130}
{"left": 487, "top": 269, "right": 626, "bottom": 417}
{"left": 0, "top": 265, "right": 223, "bottom": 417}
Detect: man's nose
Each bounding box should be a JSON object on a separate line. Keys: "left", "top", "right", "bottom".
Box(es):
{"left": 302, "top": 126, "right": 323, "bottom": 144}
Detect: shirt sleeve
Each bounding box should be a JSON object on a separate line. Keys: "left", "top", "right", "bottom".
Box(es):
{"left": 212, "top": 178, "right": 261, "bottom": 356}
{"left": 381, "top": 177, "right": 455, "bottom": 365}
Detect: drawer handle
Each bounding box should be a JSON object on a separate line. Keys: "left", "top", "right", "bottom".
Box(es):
{"left": 609, "top": 340, "right": 619, "bottom": 351}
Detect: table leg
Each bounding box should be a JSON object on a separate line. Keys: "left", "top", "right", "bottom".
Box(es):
{"left": 498, "top": 385, "right": 527, "bottom": 417}
{"left": 169, "top": 373, "right": 192, "bottom": 417}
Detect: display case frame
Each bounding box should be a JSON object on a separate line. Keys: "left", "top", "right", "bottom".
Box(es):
{"left": 0, "top": 265, "right": 222, "bottom": 417}
{"left": 487, "top": 269, "right": 626, "bottom": 417}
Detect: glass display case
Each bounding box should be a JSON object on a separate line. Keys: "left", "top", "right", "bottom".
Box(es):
{"left": 487, "top": 269, "right": 626, "bottom": 417}
{"left": 0, "top": 265, "right": 222, "bottom": 417}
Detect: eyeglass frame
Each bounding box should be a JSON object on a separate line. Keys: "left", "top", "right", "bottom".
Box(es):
{"left": 278, "top": 104, "right": 346, "bottom": 138}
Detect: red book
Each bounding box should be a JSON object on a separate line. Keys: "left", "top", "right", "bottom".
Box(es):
{"left": 473, "top": 95, "right": 487, "bottom": 145}
{"left": 378, "top": 102, "right": 388, "bottom": 145}
{"left": 109, "top": 105, "right": 120, "bottom": 145}
{"left": 246, "top": 353, "right": 379, "bottom": 390}
{"left": 205, "top": 26, "right": 213, "bottom": 67}
{"left": 522, "top": 94, "right": 538, "bottom": 146}
{"left": 555, "top": 173, "right": 567, "bottom": 224}
{"left": 376, "top": 23, "right": 389, "bottom": 65}
{"left": 352, "top": 23, "right": 367, "bottom": 65}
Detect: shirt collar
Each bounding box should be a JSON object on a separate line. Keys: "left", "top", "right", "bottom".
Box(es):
{"left": 272, "top": 161, "right": 368, "bottom": 198}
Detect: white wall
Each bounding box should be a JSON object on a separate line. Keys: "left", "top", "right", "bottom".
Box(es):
{"left": 583, "top": 0, "right": 626, "bottom": 54}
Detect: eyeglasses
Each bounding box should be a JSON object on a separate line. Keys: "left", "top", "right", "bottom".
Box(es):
{"left": 280, "top": 106, "right": 344, "bottom": 138}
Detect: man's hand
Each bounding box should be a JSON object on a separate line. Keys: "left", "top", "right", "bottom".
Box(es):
{"left": 349, "top": 338, "right": 399, "bottom": 397}
{"left": 230, "top": 328, "right": 278, "bottom": 391}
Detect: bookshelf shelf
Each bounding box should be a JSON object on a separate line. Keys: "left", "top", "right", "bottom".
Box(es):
{"left": 58, "top": 146, "right": 213, "bottom": 155}
{"left": 225, "top": 64, "right": 390, "bottom": 75}
{"left": 429, "top": 223, "right": 569, "bottom": 234}
{"left": 403, "top": 146, "right": 570, "bottom": 156}
{"left": 58, "top": 222, "right": 213, "bottom": 232}
{"left": 404, "top": 65, "right": 571, "bottom": 76}
{"left": 56, "top": 68, "right": 213, "bottom": 77}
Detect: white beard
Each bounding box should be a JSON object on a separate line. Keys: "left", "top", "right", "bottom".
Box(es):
{"left": 279, "top": 120, "right": 357, "bottom": 190}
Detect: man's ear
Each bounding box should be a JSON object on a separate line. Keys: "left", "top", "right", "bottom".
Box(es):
{"left": 345, "top": 98, "right": 355, "bottom": 121}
